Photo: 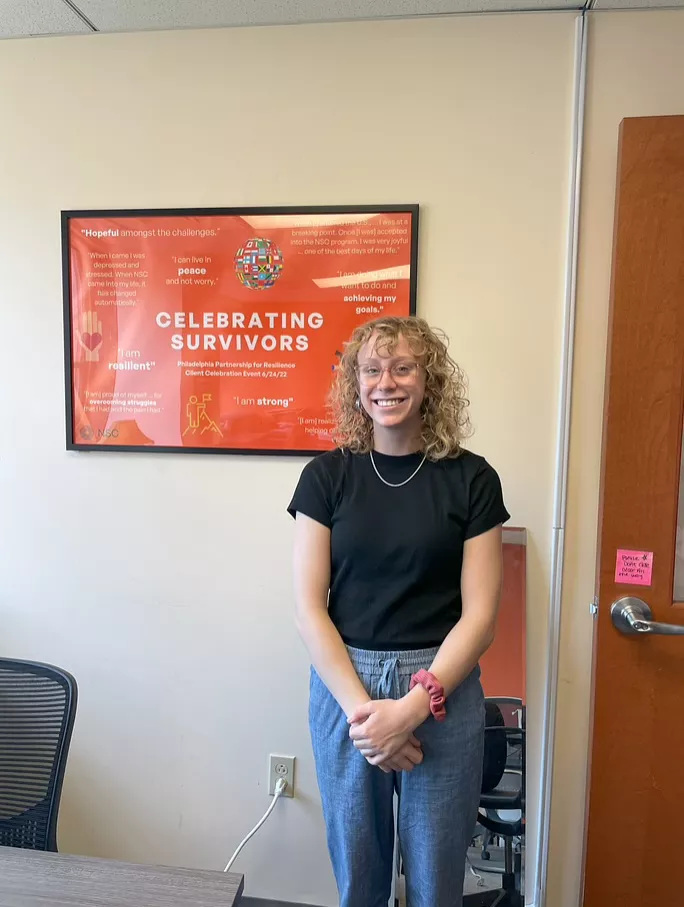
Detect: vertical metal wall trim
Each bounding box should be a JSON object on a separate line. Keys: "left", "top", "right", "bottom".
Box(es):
{"left": 534, "top": 10, "right": 588, "bottom": 907}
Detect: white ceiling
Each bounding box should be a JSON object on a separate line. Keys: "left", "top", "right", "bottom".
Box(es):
{"left": 1, "top": 0, "right": 684, "bottom": 40}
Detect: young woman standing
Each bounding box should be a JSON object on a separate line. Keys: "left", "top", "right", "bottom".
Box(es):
{"left": 289, "top": 316, "right": 509, "bottom": 907}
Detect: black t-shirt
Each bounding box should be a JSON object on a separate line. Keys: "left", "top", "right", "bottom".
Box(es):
{"left": 287, "top": 448, "right": 510, "bottom": 650}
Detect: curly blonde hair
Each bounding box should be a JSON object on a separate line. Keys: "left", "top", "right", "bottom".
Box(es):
{"left": 329, "top": 316, "right": 471, "bottom": 460}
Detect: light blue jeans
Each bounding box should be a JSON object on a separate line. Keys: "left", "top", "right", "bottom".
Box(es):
{"left": 310, "top": 646, "right": 485, "bottom": 907}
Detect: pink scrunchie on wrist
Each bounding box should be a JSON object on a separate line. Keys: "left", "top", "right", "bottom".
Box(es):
{"left": 409, "top": 669, "right": 447, "bottom": 722}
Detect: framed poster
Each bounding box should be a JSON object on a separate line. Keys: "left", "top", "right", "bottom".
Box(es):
{"left": 62, "top": 205, "right": 418, "bottom": 455}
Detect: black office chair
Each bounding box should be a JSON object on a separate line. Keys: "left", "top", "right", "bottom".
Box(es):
{"left": 0, "top": 658, "right": 78, "bottom": 851}
{"left": 465, "top": 698, "right": 525, "bottom": 907}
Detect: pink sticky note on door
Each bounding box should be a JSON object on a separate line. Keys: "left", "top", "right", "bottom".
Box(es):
{"left": 615, "top": 549, "right": 653, "bottom": 586}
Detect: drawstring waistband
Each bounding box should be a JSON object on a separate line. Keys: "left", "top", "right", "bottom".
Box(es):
{"left": 346, "top": 645, "right": 440, "bottom": 676}
{"left": 345, "top": 646, "right": 441, "bottom": 698}
{"left": 378, "top": 657, "right": 400, "bottom": 698}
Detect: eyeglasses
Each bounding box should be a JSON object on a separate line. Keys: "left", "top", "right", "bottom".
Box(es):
{"left": 356, "top": 361, "right": 421, "bottom": 386}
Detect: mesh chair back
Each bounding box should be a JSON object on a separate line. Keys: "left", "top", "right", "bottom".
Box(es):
{"left": 0, "top": 658, "right": 77, "bottom": 851}
{"left": 481, "top": 696, "right": 525, "bottom": 813}
{"left": 482, "top": 700, "right": 507, "bottom": 792}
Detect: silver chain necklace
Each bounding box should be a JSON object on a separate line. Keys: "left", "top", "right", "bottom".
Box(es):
{"left": 369, "top": 450, "right": 427, "bottom": 488}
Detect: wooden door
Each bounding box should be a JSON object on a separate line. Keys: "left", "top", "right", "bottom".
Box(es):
{"left": 583, "top": 115, "right": 684, "bottom": 906}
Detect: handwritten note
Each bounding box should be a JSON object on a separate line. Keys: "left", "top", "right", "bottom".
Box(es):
{"left": 615, "top": 549, "right": 653, "bottom": 586}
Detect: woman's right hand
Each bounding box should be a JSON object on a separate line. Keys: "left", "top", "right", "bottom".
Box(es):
{"left": 376, "top": 735, "right": 423, "bottom": 773}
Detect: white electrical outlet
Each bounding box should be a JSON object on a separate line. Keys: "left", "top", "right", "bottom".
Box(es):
{"left": 269, "top": 754, "right": 295, "bottom": 798}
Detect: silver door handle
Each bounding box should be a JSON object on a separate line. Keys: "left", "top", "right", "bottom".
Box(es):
{"left": 611, "top": 597, "right": 684, "bottom": 636}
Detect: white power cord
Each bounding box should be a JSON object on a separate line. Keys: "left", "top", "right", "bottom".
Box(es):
{"left": 223, "top": 777, "right": 288, "bottom": 873}
{"left": 467, "top": 855, "right": 486, "bottom": 888}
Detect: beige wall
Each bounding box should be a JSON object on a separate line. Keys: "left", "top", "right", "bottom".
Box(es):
{"left": 547, "top": 9, "right": 684, "bottom": 907}
{"left": 5, "top": 8, "right": 683, "bottom": 906}
{"left": 0, "top": 14, "right": 576, "bottom": 903}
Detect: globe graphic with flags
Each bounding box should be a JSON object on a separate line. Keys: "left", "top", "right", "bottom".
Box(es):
{"left": 234, "top": 238, "right": 284, "bottom": 290}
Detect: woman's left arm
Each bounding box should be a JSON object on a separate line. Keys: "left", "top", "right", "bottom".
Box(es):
{"left": 349, "top": 525, "right": 504, "bottom": 755}
{"left": 403, "top": 524, "right": 504, "bottom": 722}
{"left": 434, "top": 524, "right": 503, "bottom": 692}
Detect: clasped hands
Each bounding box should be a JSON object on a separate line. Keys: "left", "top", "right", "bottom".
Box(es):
{"left": 347, "top": 689, "right": 431, "bottom": 773}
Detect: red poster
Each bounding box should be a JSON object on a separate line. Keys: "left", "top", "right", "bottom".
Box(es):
{"left": 63, "top": 207, "right": 418, "bottom": 454}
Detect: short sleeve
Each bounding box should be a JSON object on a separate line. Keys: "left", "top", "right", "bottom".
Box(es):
{"left": 465, "top": 460, "right": 510, "bottom": 540}
{"left": 287, "top": 457, "right": 335, "bottom": 529}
